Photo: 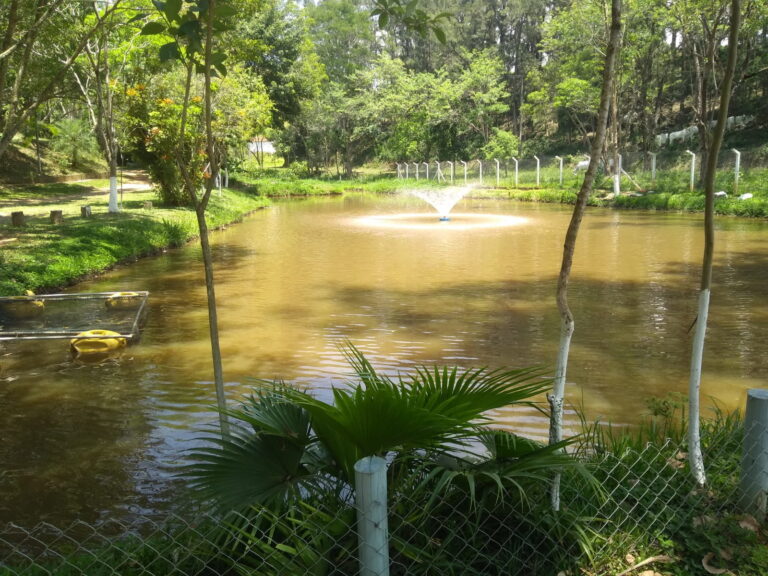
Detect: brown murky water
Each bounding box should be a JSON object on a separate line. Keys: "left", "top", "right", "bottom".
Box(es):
{"left": 1, "top": 192, "right": 767, "bottom": 527}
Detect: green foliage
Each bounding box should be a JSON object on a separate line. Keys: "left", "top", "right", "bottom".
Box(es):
{"left": 481, "top": 128, "right": 520, "bottom": 160}
{"left": 185, "top": 345, "right": 596, "bottom": 573}
{"left": 49, "top": 118, "right": 100, "bottom": 169}
{"left": 122, "top": 79, "right": 205, "bottom": 206}
{"left": 371, "top": 0, "right": 450, "bottom": 43}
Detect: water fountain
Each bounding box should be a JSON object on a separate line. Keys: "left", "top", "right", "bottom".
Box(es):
{"left": 351, "top": 185, "right": 528, "bottom": 231}
{"left": 409, "top": 186, "right": 472, "bottom": 221}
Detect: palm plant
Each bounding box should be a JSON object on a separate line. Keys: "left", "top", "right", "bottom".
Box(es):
{"left": 186, "top": 344, "right": 598, "bottom": 573}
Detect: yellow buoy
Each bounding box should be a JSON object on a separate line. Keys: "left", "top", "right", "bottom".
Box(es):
{"left": 105, "top": 292, "right": 141, "bottom": 309}
{"left": 70, "top": 329, "right": 127, "bottom": 357}
{"left": 3, "top": 290, "right": 44, "bottom": 317}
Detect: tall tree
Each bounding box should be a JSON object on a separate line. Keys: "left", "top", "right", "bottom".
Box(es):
{"left": 687, "top": 0, "right": 741, "bottom": 487}
{"left": 305, "top": 0, "right": 375, "bottom": 84}
{"left": 73, "top": 3, "right": 134, "bottom": 212}
{"left": 0, "top": 0, "right": 123, "bottom": 161}
{"left": 228, "top": 0, "right": 324, "bottom": 130}
{"left": 549, "top": 0, "right": 623, "bottom": 511}
{"left": 143, "top": 0, "right": 236, "bottom": 435}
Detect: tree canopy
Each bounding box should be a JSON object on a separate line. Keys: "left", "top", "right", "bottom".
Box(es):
{"left": 1, "top": 0, "right": 765, "bottom": 176}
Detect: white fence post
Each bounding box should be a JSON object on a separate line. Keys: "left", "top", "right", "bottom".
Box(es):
{"left": 555, "top": 156, "right": 563, "bottom": 186}
{"left": 461, "top": 161, "right": 468, "bottom": 183}
{"left": 649, "top": 152, "right": 657, "bottom": 184}
{"left": 733, "top": 148, "right": 741, "bottom": 196}
{"left": 740, "top": 389, "right": 768, "bottom": 522}
{"left": 355, "top": 456, "right": 390, "bottom": 576}
{"left": 477, "top": 159, "right": 483, "bottom": 183}
{"left": 511, "top": 157, "right": 518, "bottom": 187}
{"left": 686, "top": 150, "right": 696, "bottom": 191}
{"left": 533, "top": 155, "right": 540, "bottom": 186}
{"left": 446, "top": 161, "right": 454, "bottom": 183}
{"left": 414, "top": 162, "right": 419, "bottom": 180}
{"left": 495, "top": 158, "right": 500, "bottom": 186}
{"left": 423, "top": 162, "right": 429, "bottom": 180}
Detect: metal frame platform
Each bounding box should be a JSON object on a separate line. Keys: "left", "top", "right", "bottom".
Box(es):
{"left": 0, "top": 291, "right": 149, "bottom": 341}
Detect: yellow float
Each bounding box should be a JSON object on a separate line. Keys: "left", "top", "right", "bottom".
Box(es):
{"left": 3, "top": 290, "right": 45, "bottom": 317}
{"left": 70, "top": 329, "right": 127, "bottom": 358}
{"left": 105, "top": 291, "right": 141, "bottom": 309}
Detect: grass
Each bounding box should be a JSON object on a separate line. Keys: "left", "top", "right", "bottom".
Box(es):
{"left": 0, "top": 179, "right": 268, "bottom": 296}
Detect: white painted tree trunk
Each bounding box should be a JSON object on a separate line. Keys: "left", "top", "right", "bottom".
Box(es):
{"left": 686, "top": 0, "right": 741, "bottom": 488}
{"left": 550, "top": 0, "right": 623, "bottom": 511}
{"left": 687, "top": 289, "right": 709, "bottom": 486}
{"left": 108, "top": 175, "right": 119, "bottom": 213}
{"left": 549, "top": 316, "right": 574, "bottom": 510}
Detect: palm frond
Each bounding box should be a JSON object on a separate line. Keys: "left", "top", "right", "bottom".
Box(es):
{"left": 186, "top": 430, "right": 336, "bottom": 511}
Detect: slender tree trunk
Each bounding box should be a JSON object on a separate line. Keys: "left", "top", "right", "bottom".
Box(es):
{"left": 201, "top": 0, "right": 229, "bottom": 435}
{"left": 549, "top": 0, "right": 623, "bottom": 511}
{"left": 688, "top": 0, "right": 741, "bottom": 487}
{"left": 175, "top": 36, "right": 228, "bottom": 436}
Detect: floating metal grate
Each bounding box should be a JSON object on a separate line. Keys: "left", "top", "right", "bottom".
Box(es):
{"left": 0, "top": 291, "right": 149, "bottom": 341}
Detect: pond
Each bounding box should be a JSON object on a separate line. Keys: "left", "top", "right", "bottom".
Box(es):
{"left": 1, "top": 192, "right": 767, "bottom": 527}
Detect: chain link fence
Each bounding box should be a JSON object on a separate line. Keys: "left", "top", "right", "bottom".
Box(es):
{"left": 2, "top": 400, "right": 765, "bottom": 576}
{"left": 396, "top": 147, "right": 768, "bottom": 198}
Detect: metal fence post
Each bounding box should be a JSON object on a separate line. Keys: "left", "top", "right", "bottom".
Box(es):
{"left": 355, "top": 456, "right": 390, "bottom": 576}
{"left": 740, "top": 389, "right": 768, "bottom": 521}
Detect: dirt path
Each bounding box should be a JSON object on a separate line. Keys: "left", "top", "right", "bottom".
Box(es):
{"left": 0, "top": 170, "right": 153, "bottom": 209}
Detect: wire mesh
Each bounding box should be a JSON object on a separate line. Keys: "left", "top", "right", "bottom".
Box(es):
{"left": 1, "top": 424, "right": 764, "bottom": 576}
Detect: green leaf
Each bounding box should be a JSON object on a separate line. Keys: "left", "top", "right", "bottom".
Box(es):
{"left": 159, "top": 41, "right": 181, "bottom": 62}
{"left": 177, "top": 19, "right": 201, "bottom": 39}
{"left": 140, "top": 21, "right": 166, "bottom": 35}
{"left": 151, "top": 0, "right": 165, "bottom": 12}
{"left": 127, "top": 13, "right": 147, "bottom": 24}
{"left": 164, "top": 0, "right": 182, "bottom": 22}
{"left": 378, "top": 11, "right": 389, "bottom": 28}
{"left": 216, "top": 4, "right": 237, "bottom": 19}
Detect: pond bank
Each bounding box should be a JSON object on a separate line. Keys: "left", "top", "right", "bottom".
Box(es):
{"left": 0, "top": 177, "right": 269, "bottom": 296}
{"left": 3, "top": 171, "right": 767, "bottom": 296}
{"left": 468, "top": 186, "right": 768, "bottom": 217}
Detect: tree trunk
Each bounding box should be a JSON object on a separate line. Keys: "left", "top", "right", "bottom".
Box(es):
{"left": 202, "top": 0, "right": 229, "bottom": 436}
{"left": 549, "top": 0, "right": 623, "bottom": 511}
{"left": 688, "top": 0, "right": 741, "bottom": 487}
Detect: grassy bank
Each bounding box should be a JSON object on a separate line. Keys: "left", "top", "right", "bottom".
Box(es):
{"left": 0, "top": 180, "right": 268, "bottom": 296}
{"left": 467, "top": 184, "right": 768, "bottom": 217}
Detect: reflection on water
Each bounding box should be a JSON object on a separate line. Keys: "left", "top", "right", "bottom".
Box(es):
{"left": 1, "top": 192, "right": 767, "bottom": 527}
